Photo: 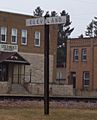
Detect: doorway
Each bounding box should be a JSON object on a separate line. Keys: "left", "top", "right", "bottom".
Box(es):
{"left": 70, "top": 72, "right": 76, "bottom": 88}
{"left": 8, "top": 64, "right": 24, "bottom": 84}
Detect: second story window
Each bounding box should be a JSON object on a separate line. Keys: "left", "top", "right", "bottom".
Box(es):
{"left": 34, "top": 32, "right": 40, "bottom": 47}
{"left": 82, "top": 48, "right": 87, "bottom": 61}
{"left": 74, "top": 49, "right": 78, "bottom": 62}
{"left": 11, "top": 28, "right": 17, "bottom": 43}
{"left": 1, "top": 27, "right": 7, "bottom": 42}
{"left": 21, "top": 30, "right": 27, "bottom": 45}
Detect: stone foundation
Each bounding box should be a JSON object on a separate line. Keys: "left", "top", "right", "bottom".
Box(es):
{"left": 74, "top": 89, "right": 97, "bottom": 97}
{"left": 25, "top": 83, "right": 73, "bottom": 96}
{"left": 0, "top": 82, "right": 9, "bottom": 94}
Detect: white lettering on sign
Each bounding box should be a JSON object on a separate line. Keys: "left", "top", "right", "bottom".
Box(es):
{"left": 46, "top": 16, "right": 66, "bottom": 25}
{"left": 26, "top": 16, "right": 66, "bottom": 26}
{"left": 26, "top": 17, "right": 45, "bottom": 26}
{"left": 0, "top": 44, "right": 18, "bottom": 52}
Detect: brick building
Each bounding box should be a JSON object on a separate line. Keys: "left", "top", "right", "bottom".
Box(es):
{"left": 0, "top": 10, "right": 73, "bottom": 96}
{"left": 0, "top": 11, "right": 58, "bottom": 94}
{"left": 66, "top": 37, "right": 97, "bottom": 96}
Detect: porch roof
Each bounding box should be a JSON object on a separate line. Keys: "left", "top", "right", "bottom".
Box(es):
{"left": 0, "top": 52, "right": 30, "bottom": 65}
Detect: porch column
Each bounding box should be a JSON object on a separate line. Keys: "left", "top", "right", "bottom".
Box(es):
{"left": 24, "top": 65, "right": 25, "bottom": 83}
{"left": 11, "top": 64, "right": 14, "bottom": 84}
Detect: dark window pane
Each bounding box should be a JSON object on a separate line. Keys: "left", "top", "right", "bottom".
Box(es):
{"left": 1, "top": 35, "right": 5, "bottom": 41}
{"left": 35, "top": 39, "right": 39, "bottom": 45}
{"left": 12, "top": 36, "right": 16, "bottom": 43}
{"left": 22, "top": 37, "right": 26, "bottom": 44}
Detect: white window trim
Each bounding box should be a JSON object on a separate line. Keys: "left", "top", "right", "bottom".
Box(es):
{"left": 34, "top": 31, "right": 40, "bottom": 47}
{"left": 74, "top": 49, "right": 78, "bottom": 61}
{"left": 1, "top": 27, "right": 7, "bottom": 43}
{"left": 83, "top": 72, "right": 90, "bottom": 87}
{"left": 82, "top": 48, "right": 87, "bottom": 61}
{"left": 21, "top": 29, "right": 27, "bottom": 45}
{"left": 11, "top": 28, "right": 17, "bottom": 44}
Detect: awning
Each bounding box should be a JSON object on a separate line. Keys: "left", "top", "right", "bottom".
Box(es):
{"left": 0, "top": 52, "right": 30, "bottom": 65}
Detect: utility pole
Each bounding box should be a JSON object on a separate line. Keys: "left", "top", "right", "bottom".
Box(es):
{"left": 44, "top": 14, "right": 49, "bottom": 115}
{"left": 26, "top": 15, "right": 66, "bottom": 116}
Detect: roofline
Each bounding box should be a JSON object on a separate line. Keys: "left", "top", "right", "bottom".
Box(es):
{"left": 0, "top": 10, "right": 34, "bottom": 17}
{"left": 69, "top": 36, "right": 97, "bottom": 40}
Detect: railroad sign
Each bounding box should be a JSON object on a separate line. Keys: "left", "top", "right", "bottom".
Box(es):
{"left": 46, "top": 16, "right": 66, "bottom": 25}
{"left": 26, "top": 17, "right": 45, "bottom": 26}
{"left": 26, "top": 16, "right": 66, "bottom": 26}
{"left": 26, "top": 15, "right": 66, "bottom": 115}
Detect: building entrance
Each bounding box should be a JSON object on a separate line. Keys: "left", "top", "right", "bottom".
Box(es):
{"left": 0, "top": 52, "right": 30, "bottom": 85}
{"left": 70, "top": 72, "right": 76, "bottom": 88}
{"left": 8, "top": 64, "right": 25, "bottom": 84}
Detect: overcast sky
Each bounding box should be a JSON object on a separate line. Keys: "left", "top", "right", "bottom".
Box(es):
{"left": 0, "top": 0, "right": 97, "bottom": 38}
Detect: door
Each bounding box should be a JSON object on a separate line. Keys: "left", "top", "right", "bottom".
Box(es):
{"left": 9, "top": 64, "right": 21, "bottom": 84}
{"left": 71, "top": 72, "right": 76, "bottom": 88}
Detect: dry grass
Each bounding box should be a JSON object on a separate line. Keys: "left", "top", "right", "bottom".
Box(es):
{"left": 0, "top": 100, "right": 97, "bottom": 120}
{"left": 0, "top": 108, "right": 97, "bottom": 120}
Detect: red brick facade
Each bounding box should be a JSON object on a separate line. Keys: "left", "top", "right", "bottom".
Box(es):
{"left": 66, "top": 37, "right": 97, "bottom": 95}
{"left": 0, "top": 11, "right": 58, "bottom": 94}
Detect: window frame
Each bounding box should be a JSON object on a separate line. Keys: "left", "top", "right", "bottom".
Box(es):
{"left": 1, "top": 27, "right": 7, "bottom": 43}
{"left": 21, "top": 29, "right": 27, "bottom": 45}
{"left": 34, "top": 31, "right": 40, "bottom": 47}
{"left": 56, "top": 71, "right": 63, "bottom": 80}
{"left": 82, "top": 48, "right": 87, "bottom": 62}
{"left": 83, "top": 71, "right": 90, "bottom": 88}
{"left": 11, "top": 28, "right": 17, "bottom": 44}
{"left": 73, "top": 49, "right": 79, "bottom": 62}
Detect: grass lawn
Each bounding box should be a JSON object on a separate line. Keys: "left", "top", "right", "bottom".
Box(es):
{"left": 0, "top": 108, "right": 97, "bottom": 120}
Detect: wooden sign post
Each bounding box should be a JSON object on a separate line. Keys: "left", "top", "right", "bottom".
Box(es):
{"left": 26, "top": 15, "right": 66, "bottom": 115}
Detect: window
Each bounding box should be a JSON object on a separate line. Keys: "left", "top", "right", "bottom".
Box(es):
{"left": 0, "top": 64, "right": 7, "bottom": 81}
{"left": 83, "top": 71, "right": 90, "bottom": 88}
{"left": 34, "top": 32, "right": 40, "bottom": 46}
{"left": 73, "top": 49, "right": 78, "bottom": 61}
{"left": 1, "top": 27, "right": 7, "bottom": 42}
{"left": 11, "top": 28, "right": 17, "bottom": 43}
{"left": 56, "top": 71, "right": 63, "bottom": 80}
{"left": 82, "top": 48, "right": 87, "bottom": 61}
{"left": 21, "top": 30, "right": 27, "bottom": 45}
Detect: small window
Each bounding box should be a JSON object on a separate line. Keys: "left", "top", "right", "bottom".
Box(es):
{"left": 21, "top": 30, "right": 27, "bottom": 45}
{"left": 11, "top": 28, "right": 17, "bottom": 43}
{"left": 83, "top": 71, "right": 90, "bottom": 88}
{"left": 82, "top": 48, "right": 87, "bottom": 61}
{"left": 56, "top": 71, "right": 63, "bottom": 80}
{"left": 1, "top": 27, "right": 7, "bottom": 42}
{"left": 34, "top": 32, "right": 40, "bottom": 47}
{"left": 73, "top": 49, "right": 78, "bottom": 61}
